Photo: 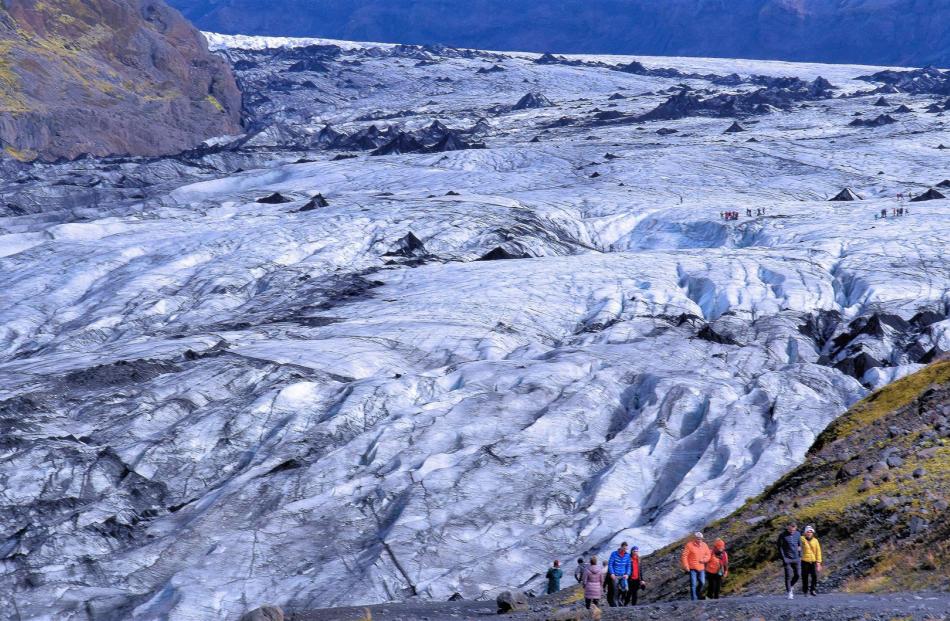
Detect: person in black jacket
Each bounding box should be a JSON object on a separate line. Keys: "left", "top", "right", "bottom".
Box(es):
{"left": 776, "top": 521, "right": 803, "bottom": 599}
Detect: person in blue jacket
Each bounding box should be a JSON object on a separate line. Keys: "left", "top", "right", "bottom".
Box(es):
{"left": 606, "top": 541, "right": 633, "bottom": 607}
{"left": 776, "top": 521, "right": 803, "bottom": 599}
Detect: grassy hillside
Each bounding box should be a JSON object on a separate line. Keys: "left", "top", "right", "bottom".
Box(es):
{"left": 642, "top": 360, "right": 950, "bottom": 600}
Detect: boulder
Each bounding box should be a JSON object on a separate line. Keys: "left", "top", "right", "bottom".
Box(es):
{"left": 239, "top": 605, "right": 284, "bottom": 621}
{"left": 547, "top": 607, "right": 583, "bottom": 621}
{"left": 496, "top": 590, "right": 528, "bottom": 613}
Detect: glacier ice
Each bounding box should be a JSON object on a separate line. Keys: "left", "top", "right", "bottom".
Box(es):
{"left": 1, "top": 34, "right": 949, "bottom": 621}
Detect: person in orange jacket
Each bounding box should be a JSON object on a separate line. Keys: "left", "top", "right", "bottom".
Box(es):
{"left": 680, "top": 532, "right": 711, "bottom": 600}
{"left": 705, "top": 539, "right": 729, "bottom": 599}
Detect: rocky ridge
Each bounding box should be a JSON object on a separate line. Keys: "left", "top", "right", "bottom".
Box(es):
{"left": 0, "top": 0, "right": 241, "bottom": 161}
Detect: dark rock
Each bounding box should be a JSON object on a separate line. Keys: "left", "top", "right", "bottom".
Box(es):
{"left": 287, "top": 59, "right": 330, "bottom": 73}
{"left": 910, "top": 188, "right": 946, "bottom": 202}
{"left": 908, "top": 516, "right": 929, "bottom": 535}
{"left": 534, "top": 52, "right": 562, "bottom": 65}
{"left": 239, "top": 606, "right": 283, "bottom": 621}
{"left": 496, "top": 590, "right": 528, "bottom": 613}
{"left": 869, "top": 462, "right": 889, "bottom": 477}
{"left": 477, "top": 247, "right": 529, "bottom": 261}
{"left": 513, "top": 92, "right": 553, "bottom": 110}
{"left": 298, "top": 194, "right": 329, "bottom": 211}
{"left": 912, "top": 467, "right": 926, "bottom": 478}
{"left": 873, "top": 96, "right": 891, "bottom": 106}
{"left": 829, "top": 188, "right": 862, "bottom": 201}
{"left": 371, "top": 133, "right": 426, "bottom": 156}
{"left": 257, "top": 192, "right": 293, "bottom": 204}
{"left": 893, "top": 104, "right": 913, "bottom": 113}
{"left": 697, "top": 325, "right": 739, "bottom": 345}
{"left": 838, "top": 460, "right": 864, "bottom": 480}
{"left": 849, "top": 114, "right": 898, "bottom": 127}
{"left": 656, "top": 128, "right": 678, "bottom": 135}
{"left": 724, "top": 121, "right": 745, "bottom": 133}
{"left": 885, "top": 454, "right": 904, "bottom": 468}
{"left": 448, "top": 592, "right": 464, "bottom": 601}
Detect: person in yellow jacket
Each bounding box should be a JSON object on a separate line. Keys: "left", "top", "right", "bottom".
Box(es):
{"left": 800, "top": 525, "right": 823, "bottom": 596}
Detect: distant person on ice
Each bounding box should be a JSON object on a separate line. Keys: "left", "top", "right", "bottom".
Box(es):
{"left": 800, "top": 525, "right": 823, "bottom": 596}
{"left": 777, "top": 521, "right": 803, "bottom": 599}
{"left": 545, "top": 559, "right": 562, "bottom": 594}
{"left": 705, "top": 538, "right": 729, "bottom": 599}
{"left": 582, "top": 556, "right": 604, "bottom": 609}
{"left": 574, "top": 557, "right": 585, "bottom": 584}
{"left": 607, "top": 541, "right": 632, "bottom": 607}
{"left": 681, "top": 532, "right": 711, "bottom": 600}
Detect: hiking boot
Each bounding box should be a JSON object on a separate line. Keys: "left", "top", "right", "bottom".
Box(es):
{"left": 787, "top": 589, "right": 794, "bottom": 600}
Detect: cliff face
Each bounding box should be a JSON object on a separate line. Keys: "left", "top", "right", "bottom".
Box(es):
{"left": 0, "top": 0, "right": 241, "bottom": 161}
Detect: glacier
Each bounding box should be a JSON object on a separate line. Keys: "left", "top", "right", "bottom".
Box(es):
{"left": 1, "top": 34, "right": 949, "bottom": 620}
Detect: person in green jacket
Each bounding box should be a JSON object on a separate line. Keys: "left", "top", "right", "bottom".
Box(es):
{"left": 546, "top": 559, "right": 563, "bottom": 594}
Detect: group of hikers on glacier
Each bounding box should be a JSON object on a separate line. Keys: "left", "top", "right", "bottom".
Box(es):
{"left": 544, "top": 521, "right": 823, "bottom": 609}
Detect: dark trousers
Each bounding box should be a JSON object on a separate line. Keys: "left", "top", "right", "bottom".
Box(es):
{"left": 801, "top": 561, "right": 818, "bottom": 594}
{"left": 622, "top": 579, "right": 641, "bottom": 605}
{"left": 585, "top": 598, "right": 600, "bottom": 609}
{"left": 706, "top": 573, "right": 722, "bottom": 599}
{"left": 784, "top": 561, "right": 801, "bottom": 592}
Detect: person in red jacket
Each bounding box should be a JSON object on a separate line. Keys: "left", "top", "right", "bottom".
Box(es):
{"left": 621, "top": 546, "right": 646, "bottom": 606}
{"left": 705, "top": 539, "right": 729, "bottom": 599}
{"left": 681, "top": 532, "right": 711, "bottom": 600}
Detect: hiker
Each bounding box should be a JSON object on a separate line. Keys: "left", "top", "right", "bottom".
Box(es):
{"left": 574, "top": 558, "right": 585, "bottom": 584}
{"left": 681, "top": 532, "right": 711, "bottom": 601}
{"left": 607, "top": 542, "right": 632, "bottom": 607}
{"left": 881, "top": 208, "right": 887, "bottom": 218}
{"left": 583, "top": 556, "right": 604, "bottom": 609}
{"left": 777, "top": 521, "right": 803, "bottom": 599}
{"left": 622, "top": 545, "right": 645, "bottom": 606}
{"left": 800, "top": 525, "right": 823, "bottom": 596}
{"left": 545, "top": 559, "right": 562, "bottom": 594}
{"left": 705, "top": 539, "right": 729, "bottom": 599}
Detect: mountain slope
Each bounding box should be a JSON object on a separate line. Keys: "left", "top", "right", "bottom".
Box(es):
{"left": 643, "top": 359, "right": 950, "bottom": 599}
{"left": 0, "top": 0, "right": 241, "bottom": 161}
{"left": 170, "top": 0, "right": 950, "bottom": 67}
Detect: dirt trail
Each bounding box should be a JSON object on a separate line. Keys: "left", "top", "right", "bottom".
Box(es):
{"left": 292, "top": 592, "right": 950, "bottom": 621}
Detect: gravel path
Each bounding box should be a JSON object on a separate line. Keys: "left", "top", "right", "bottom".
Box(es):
{"left": 292, "top": 592, "right": 950, "bottom": 621}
